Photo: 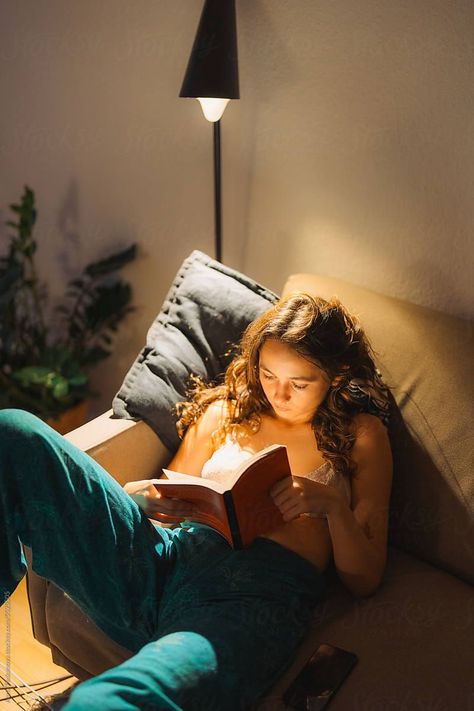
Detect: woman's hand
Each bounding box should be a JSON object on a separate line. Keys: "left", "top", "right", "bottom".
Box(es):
{"left": 270, "top": 476, "right": 342, "bottom": 521}
{"left": 123, "top": 479, "right": 195, "bottom": 523}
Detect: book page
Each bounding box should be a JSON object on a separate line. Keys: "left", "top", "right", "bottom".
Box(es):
{"left": 153, "top": 476, "right": 232, "bottom": 545}
{"left": 162, "top": 469, "right": 226, "bottom": 494}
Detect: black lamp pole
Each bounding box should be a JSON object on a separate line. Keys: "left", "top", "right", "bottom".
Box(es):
{"left": 213, "top": 120, "right": 222, "bottom": 262}
{"left": 179, "top": 0, "right": 240, "bottom": 263}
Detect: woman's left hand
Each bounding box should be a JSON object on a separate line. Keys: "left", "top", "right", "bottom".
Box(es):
{"left": 269, "top": 476, "right": 341, "bottom": 521}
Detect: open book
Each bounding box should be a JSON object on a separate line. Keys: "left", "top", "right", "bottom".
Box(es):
{"left": 154, "top": 444, "right": 290, "bottom": 549}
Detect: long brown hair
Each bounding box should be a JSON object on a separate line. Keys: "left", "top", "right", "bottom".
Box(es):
{"left": 175, "top": 292, "right": 390, "bottom": 479}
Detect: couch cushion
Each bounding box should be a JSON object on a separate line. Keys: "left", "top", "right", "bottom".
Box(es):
{"left": 282, "top": 274, "right": 474, "bottom": 585}
{"left": 112, "top": 251, "right": 279, "bottom": 452}
{"left": 261, "top": 547, "right": 474, "bottom": 710}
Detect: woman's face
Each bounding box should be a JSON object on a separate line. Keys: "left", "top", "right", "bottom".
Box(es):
{"left": 257, "top": 338, "right": 333, "bottom": 425}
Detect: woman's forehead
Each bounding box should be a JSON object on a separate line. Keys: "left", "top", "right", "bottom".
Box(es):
{"left": 259, "top": 339, "right": 324, "bottom": 374}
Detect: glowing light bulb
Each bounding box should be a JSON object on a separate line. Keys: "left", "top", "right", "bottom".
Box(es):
{"left": 197, "top": 97, "right": 230, "bottom": 122}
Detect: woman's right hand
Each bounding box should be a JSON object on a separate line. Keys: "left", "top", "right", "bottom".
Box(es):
{"left": 123, "top": 479, "right": 195, "bottom": 523}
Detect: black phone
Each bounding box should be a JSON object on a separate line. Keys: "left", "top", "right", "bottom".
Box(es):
{"left": 282, "top": 643, "right": 358, "bottom": 711}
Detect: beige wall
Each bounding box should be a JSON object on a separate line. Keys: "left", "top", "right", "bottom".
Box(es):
{"left": 0, "top": 1, "right": 472, "bottom": 417}
{"left": 238, "top": 0, "right": 474, "bottom": 317}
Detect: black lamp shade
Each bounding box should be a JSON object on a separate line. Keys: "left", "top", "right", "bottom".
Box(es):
{"left": 179, "top": 0, "right": 240, "bottom": 100}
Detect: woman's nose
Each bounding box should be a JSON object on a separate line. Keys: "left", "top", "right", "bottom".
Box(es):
{"left": 274, "top": 383, "right": 291, "bottom": 402}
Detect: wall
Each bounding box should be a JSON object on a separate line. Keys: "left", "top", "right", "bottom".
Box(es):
{"left": 0, "top": 0, "right": 250, "bottom": 417}
{"left": 0, "top": 0, "right": 472, "bottom": 417}
{"left": 238, "top": 0, "right": 474, "bottom": 317}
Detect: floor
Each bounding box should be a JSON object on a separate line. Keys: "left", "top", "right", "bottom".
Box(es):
{"left": 0, "top": 577, "right": 78, "bottom": 710}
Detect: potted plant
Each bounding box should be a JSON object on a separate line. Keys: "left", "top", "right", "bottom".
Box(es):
{"left": 0, "top": 185, "right": 137, "bottom": 433}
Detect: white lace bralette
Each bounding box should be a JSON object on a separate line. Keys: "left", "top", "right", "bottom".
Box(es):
{"left": 200, "top": 436, "right": 351, "bottom": 519}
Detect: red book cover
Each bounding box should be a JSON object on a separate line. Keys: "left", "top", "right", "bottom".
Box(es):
{"left": 155, "top": 444, "right": 289, "bottom": 548}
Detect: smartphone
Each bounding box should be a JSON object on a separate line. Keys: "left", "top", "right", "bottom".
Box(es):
{"left": 282, "top": 643, "right": 358, "bottom": 711}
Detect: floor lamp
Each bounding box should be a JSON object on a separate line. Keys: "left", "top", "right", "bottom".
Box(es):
{"left": 179, "top": 0, "right": 240, "bottom": 263}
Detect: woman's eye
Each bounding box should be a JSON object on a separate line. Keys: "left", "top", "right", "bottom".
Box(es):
{"left": 260, "top": 371, "right": 307, "bottom": 390}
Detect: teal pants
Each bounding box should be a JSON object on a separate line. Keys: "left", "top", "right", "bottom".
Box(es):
{"left": 0, "top": 409, "right": 326, "bottom": 710}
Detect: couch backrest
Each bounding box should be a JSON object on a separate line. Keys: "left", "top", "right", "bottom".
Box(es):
{"left": 282, "top": 274, "right": 473, "bottom": 585}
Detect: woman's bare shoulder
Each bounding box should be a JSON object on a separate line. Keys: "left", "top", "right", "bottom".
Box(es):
{"left": 166, "top": 399, "right": 229, "bottom": 475}
{"left": 352, "top": 412, "right": 387, "bottom": 437}
{"left": 350, "top": 413, "right": 392, "bottom": 480}
{"left": 204, "top": 398, "right": 238, "bottom": 427}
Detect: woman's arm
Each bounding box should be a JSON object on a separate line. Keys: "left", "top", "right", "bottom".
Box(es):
{"left": 270, "top": 413, "right": 392, "bottom": 598}
{"left": 124, "top": 399, "right": 226, "bottom": 521}
{"left": 326, "top": 413, "right": 393, "bottom": 598}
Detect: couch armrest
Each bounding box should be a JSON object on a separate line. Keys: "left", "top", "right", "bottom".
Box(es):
{"left": 64, "top": 409, "right": 173, "bottom": 487}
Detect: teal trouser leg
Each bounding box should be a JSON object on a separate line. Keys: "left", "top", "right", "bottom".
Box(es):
{"left": 65, "top": 632, "right": 223, "bottom": 711}
{"left": 0, "top": 408, "right": 171, "bottom": 651}
{"left": 0, "top": 408, "right": 327, "bottom": 711}
{"left": 60, "top": 527, "right": 327, "bottom": 711}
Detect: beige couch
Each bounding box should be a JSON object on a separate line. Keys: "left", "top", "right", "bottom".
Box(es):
{"left": 26, "top": 273, "right": 474, "bottom": 709}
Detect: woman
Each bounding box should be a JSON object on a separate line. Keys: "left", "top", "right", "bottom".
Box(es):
{"left": 0, "top": 293, "right": 392, "bottom": 711}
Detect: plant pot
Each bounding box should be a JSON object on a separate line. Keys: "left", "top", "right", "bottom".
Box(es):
{"left": 46, "top": 400, "right": 90, "bottom": 435}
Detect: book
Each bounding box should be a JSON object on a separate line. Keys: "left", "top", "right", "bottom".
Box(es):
{"left": 154, "top": 444, "right": 290, "bottom": 549}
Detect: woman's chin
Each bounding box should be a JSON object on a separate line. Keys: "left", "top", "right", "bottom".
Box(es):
{"left": 273, "top": 407, "right": 290, "bottom": 419}
{"left": 271, "top": 405, "right": 296, "bottom": 422}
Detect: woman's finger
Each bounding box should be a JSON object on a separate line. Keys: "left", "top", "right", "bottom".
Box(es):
{"left": 269, "top": 477, "right": 293, "bottom": 497}
{"left": 281, "top": 501, "right": 305, "bottom": 521}
{"left": 150, "top": 495, "right": 195, "bottom": 516}
{"left": 271, "top": 483, "right": 300, "bottom": 508}
{"left": 150, "top": 510, "right": 191, "bottom": 524}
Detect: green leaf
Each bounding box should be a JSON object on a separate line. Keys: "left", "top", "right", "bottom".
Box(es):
{"left": 84, "top": 282, "right": 132, "bottom": 332}
{"left": 52, "top": 377, "right": 69, "bottom": 399}
{"left": 24, "top": 243, "right": 37, "bottom": 257}
{"left": 13, "top": 366, "right": 51, "bottom": 386}
{"left": 2, "top": 185, "right": 136, "bottom": 416}
{"left": 68, "top": 373, "right": 88, "bottom": 386}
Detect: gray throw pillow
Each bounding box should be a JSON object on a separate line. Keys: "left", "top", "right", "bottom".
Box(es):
{"left": 112, "top": 250, "right": 279, "bottom": 452}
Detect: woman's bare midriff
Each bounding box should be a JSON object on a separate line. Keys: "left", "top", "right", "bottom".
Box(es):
{"left": 233, "top": 413, "right": 339, "bottom": 573}
{"left": 261, "top": 517, "right": 334, "bottom": 572}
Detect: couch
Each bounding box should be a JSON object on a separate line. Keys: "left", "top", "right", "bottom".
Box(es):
{"left": 25, "top": 264, "right": 474, "bottom": 710}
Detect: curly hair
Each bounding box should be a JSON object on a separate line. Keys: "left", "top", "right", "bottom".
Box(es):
{"left": 175, "top": 292, "right": 391, "bottom": 480}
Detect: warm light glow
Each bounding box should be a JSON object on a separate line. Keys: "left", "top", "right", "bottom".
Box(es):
{"left": 197, "top": 97, "right": 230, "bottom": 122}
